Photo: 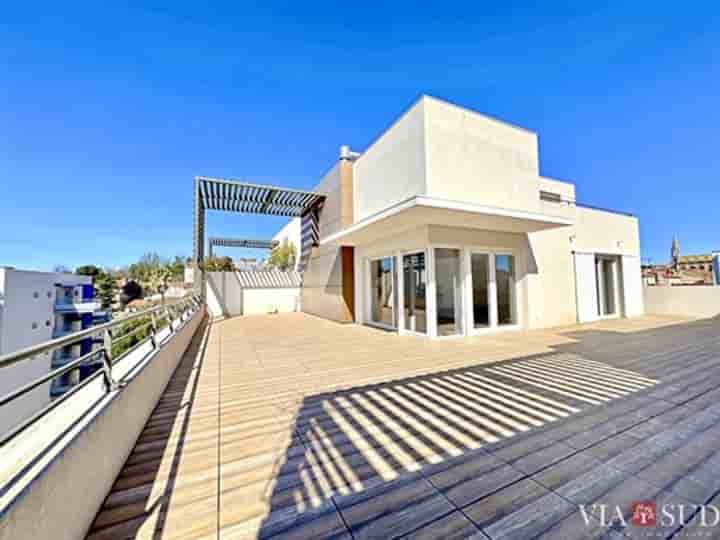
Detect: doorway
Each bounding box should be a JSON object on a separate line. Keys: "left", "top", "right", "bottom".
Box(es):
{"left": 596, "top": 255, "right": 620, "bottom": 318}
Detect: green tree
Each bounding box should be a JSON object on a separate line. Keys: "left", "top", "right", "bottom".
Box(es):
{"left": 269, "top": 240, "right": 296, "bottom": 271}
{"left": 168, "top": 256, "right": 186, "bottom": 282}
{"left": 142, "top": 265, "right": 173, "bottom": 305}
{"left": 128, "top": 252, "right": 162, "bottom": 283}
{"left": 75, "top": 265, "right": 102, "bottom": 277}
{"left": 201, "top": 256, "right": 234, "bottom": 272}
{"left": 95, "top": 272, "right": 117, "bottom": 309}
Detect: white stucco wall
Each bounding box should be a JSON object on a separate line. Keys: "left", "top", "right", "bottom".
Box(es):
{"left": 644, "top": 285, "right": 720, "bottom": 318}
{"left": 205, "top": 271, "right": 300, "bottom": 318}
{"left": 353, "top": 100, "right": 427, "bottom": 222}
{"left": 423, "top": 96, "right": 541, "bottom": 214}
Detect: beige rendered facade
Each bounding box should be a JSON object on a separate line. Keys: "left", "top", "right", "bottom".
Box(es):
{"left": 290, "top": 95, "right": 643, "bottom": 337}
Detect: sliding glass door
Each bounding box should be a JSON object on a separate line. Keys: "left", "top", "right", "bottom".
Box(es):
{"left": 434, "top": 248, "right": 464, "bottom": 336}
{"left": 369, "top": 257, "right": 397, "bottom": 328}
{"left": 470, "top": 253, "right": 490, "bottom": 329}
{"left": 469, "top": 251, "right": 517, "bottom": 331}
{"left": 402, "top": 252, "right": 427, "bottom": 334}
{"left": 495, "top": 254, "right": 517, "bottom": 326}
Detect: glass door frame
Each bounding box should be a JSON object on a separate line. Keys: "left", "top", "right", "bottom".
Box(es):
{"left": 427, "top": 244, "right": 466, "bottom": 339}
{"left": 463, "top": 247, "right": 521, "bottom": 335}
{"left": 595, "top": 254, "right": 621, "bottom": 320}
{"left": 396, "top": 248, "right": 430, "bottom": 337}
{"left": 366, "top": 254, "right": 398, "bottom": 331}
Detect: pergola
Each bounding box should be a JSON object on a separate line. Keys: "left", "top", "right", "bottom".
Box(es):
{"left": 193, "top": 176, "right": 326, "bottom": 293}
{"left": 207, "top": 237, "right": 279, "bottom": 258}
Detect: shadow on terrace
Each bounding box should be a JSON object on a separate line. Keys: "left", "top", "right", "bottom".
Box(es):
{"left": 252, "top": 349, "right": 661, "bottom": 538}
{"left": 88, "top": 313, "right": 720, "bottom": 539}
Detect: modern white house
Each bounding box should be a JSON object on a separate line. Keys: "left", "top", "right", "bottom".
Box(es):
{"left": 0, "top": 268, "right": 107, "bottom": 436}
{"left": 278, "top": 95, "right": 643, "bottom": 337}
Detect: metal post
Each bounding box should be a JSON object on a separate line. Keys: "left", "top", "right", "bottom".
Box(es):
{"left": 149, "top": 311, "right": 158, "bottom": 349}
{"left": 101, "top": 329, "right": 119, "bottom": 392}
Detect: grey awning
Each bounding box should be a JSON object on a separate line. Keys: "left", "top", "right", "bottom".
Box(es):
{"left": 196, "top": 176, "right": 325, "bottom": 217}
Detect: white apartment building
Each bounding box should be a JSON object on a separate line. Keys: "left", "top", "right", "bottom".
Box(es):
{"left": 0, "top": 268, "right": 106, "bottom": 436}
{"left": 284, "top": 96, "right": 644, "bottom": 336}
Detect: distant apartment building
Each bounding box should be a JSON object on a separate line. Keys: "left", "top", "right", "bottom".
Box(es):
{"left": 0, "top": 267, "right": 108, "bottom": 436}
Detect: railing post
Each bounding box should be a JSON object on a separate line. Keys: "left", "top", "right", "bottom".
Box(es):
{"left": 149, "top": 311, "right": 158, "bottom": 349}
{"left": 166, "top": 306, "right": 175, "bottom": 331}
{"left": 101, "top": 329, "right": 119, "bottom": 392}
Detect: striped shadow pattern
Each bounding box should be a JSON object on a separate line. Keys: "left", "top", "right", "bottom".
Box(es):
{"left": 286, "top": 353, "right": 658, "bottom": 513}
{"left": 485, "top": 353, "right": 658, "bottom": 405}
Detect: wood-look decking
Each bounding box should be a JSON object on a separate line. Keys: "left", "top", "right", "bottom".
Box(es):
{"left": 87, "top": 313, "right": 720, "bottom": 540}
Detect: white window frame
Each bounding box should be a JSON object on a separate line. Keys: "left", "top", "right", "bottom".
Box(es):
{"left": 365, "top": 254, "right": 398, "bottom": 332}
{"left": 397, "top": 248, "right": 430, "bottom": 337}
{"left": 428, "top": 244, "right": 467, "bottom": 340}
{"left": 464, "top": 247, "right": 522, "bottom": 335}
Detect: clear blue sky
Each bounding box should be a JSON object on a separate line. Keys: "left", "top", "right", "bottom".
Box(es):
{"left": 1, "top": 2, "right": 718, "bottom": 270}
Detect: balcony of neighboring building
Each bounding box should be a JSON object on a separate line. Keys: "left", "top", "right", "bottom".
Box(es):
{"left": 54, "top": 284, "right": 100, "bottom": 313}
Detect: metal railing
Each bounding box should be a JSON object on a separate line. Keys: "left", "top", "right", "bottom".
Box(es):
{"left": 0, "top": 295, "right": 202, "bottom": 446}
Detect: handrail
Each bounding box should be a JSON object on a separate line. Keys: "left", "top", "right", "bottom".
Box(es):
{"left": 0, "top": 295, "right": 202, "bottom": 446}
{"left": 0, "top": 296, "right": 198, "bottom": 370}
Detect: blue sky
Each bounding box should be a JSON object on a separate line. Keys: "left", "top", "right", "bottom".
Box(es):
{"left": 1, "top": 2, "right": 718, "bottom": 270}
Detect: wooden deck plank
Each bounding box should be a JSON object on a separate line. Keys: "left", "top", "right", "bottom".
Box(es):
{"left": 87, "top": 312, "right": 720, "bottom": 540}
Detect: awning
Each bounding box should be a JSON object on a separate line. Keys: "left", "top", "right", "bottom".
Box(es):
{"left": 321, "top": 196, "right": 574, "bottom": 246}
{"left": 196, "top": 176, "right": 325, "bottom": 217}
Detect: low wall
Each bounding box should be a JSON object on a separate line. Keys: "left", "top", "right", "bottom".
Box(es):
{"left": 206, "top": 271, "right": 300, "bottom": 317}
{"left": 643, "top": 285, "right": 720, "bottom": 318}
{"left": 0, "top": 308, "right": 205, "bottom": 540}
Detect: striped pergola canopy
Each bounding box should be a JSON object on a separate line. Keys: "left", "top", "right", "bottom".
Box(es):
{"left": 196, "top": 176, "right": 325, "bottom": 217}
{"left": 209, "top": 237, "right": 279, "bottom": 250}
{"left": 193, "top": 176, "right": 326, "bottom": 293}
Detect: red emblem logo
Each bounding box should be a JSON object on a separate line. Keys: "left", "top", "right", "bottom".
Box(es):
{"left": 631, "top": 501, "right": 657, "bottom": 527}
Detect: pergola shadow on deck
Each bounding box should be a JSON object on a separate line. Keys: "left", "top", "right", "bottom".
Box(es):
{"left": 88, "top": 313, "right": 720, "bottom": 540}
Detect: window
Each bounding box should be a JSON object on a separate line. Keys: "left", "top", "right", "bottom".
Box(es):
{"left": 402, "top": 252, "right": 427, "bottom": 334}
{"left": 33, "top": 291, "right": 39, "bottom": 299}
{"left": 435, "top": 248, "right": 464, "bottom": 336}
{"left": 539, "top": 190, "right": 563, "bottom": 203}
{"left": 45, "top": 320, "right": 52, "bottom": 327}
{"left": 470, "top": 253, "right": 490, "bottom": 328}
{"left": 495, "top": 255, "right": 517, "bottom": 326}
{"left": 32, "top": 322, "right": 38, "bottom": 329}
{"left": 369, "top": 257, "right": 396, "bottom": 328}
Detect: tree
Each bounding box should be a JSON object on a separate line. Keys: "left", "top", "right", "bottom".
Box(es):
{"left": 269, "top": 240, "right": 296, "bottom": 271}
{"left": 95, "top": 272, "right": 117, "bottom": 309}
{"left": 128, "top": 252, "right": 162, "bottom": 284}
{"left": 120, "top": 281, "right": 143, "bottom": 305}
{"left": 201, "top": 256, "right": 234, "bottom": 272}
{"left": 75, "top": 265, "right": 102, "bottom": 277}
{"left": 167, "top": 255, "right": 185, "bottom": 282}
{"left": 143, "top": 265, "right": 173, "bottom": 305}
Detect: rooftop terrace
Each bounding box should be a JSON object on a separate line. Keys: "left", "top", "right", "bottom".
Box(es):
{"left": 78, "top": 312, "right": 720, "bottom": 540}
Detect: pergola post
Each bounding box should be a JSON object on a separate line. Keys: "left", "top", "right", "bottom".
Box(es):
{"left": 193, "top": 177, "right": 205, "bottom": 300}
{"left": 191, "top": 175, "right": 326, "bottom": 302}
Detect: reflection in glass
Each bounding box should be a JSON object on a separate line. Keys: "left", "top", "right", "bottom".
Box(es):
{"left": 402, "top": 252, "right": 427, "bottom": 334}
{"left": 435, "top": 248, "right": 463, "bottom": 336}
{"left": 370, "top": 258, "right": 395, "bottom": 327}
{"left": 495, "top": 254, "right": 516, "bottom": 325}
{"left": 471, "top": 253, "right": 490, "bottom": 328}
